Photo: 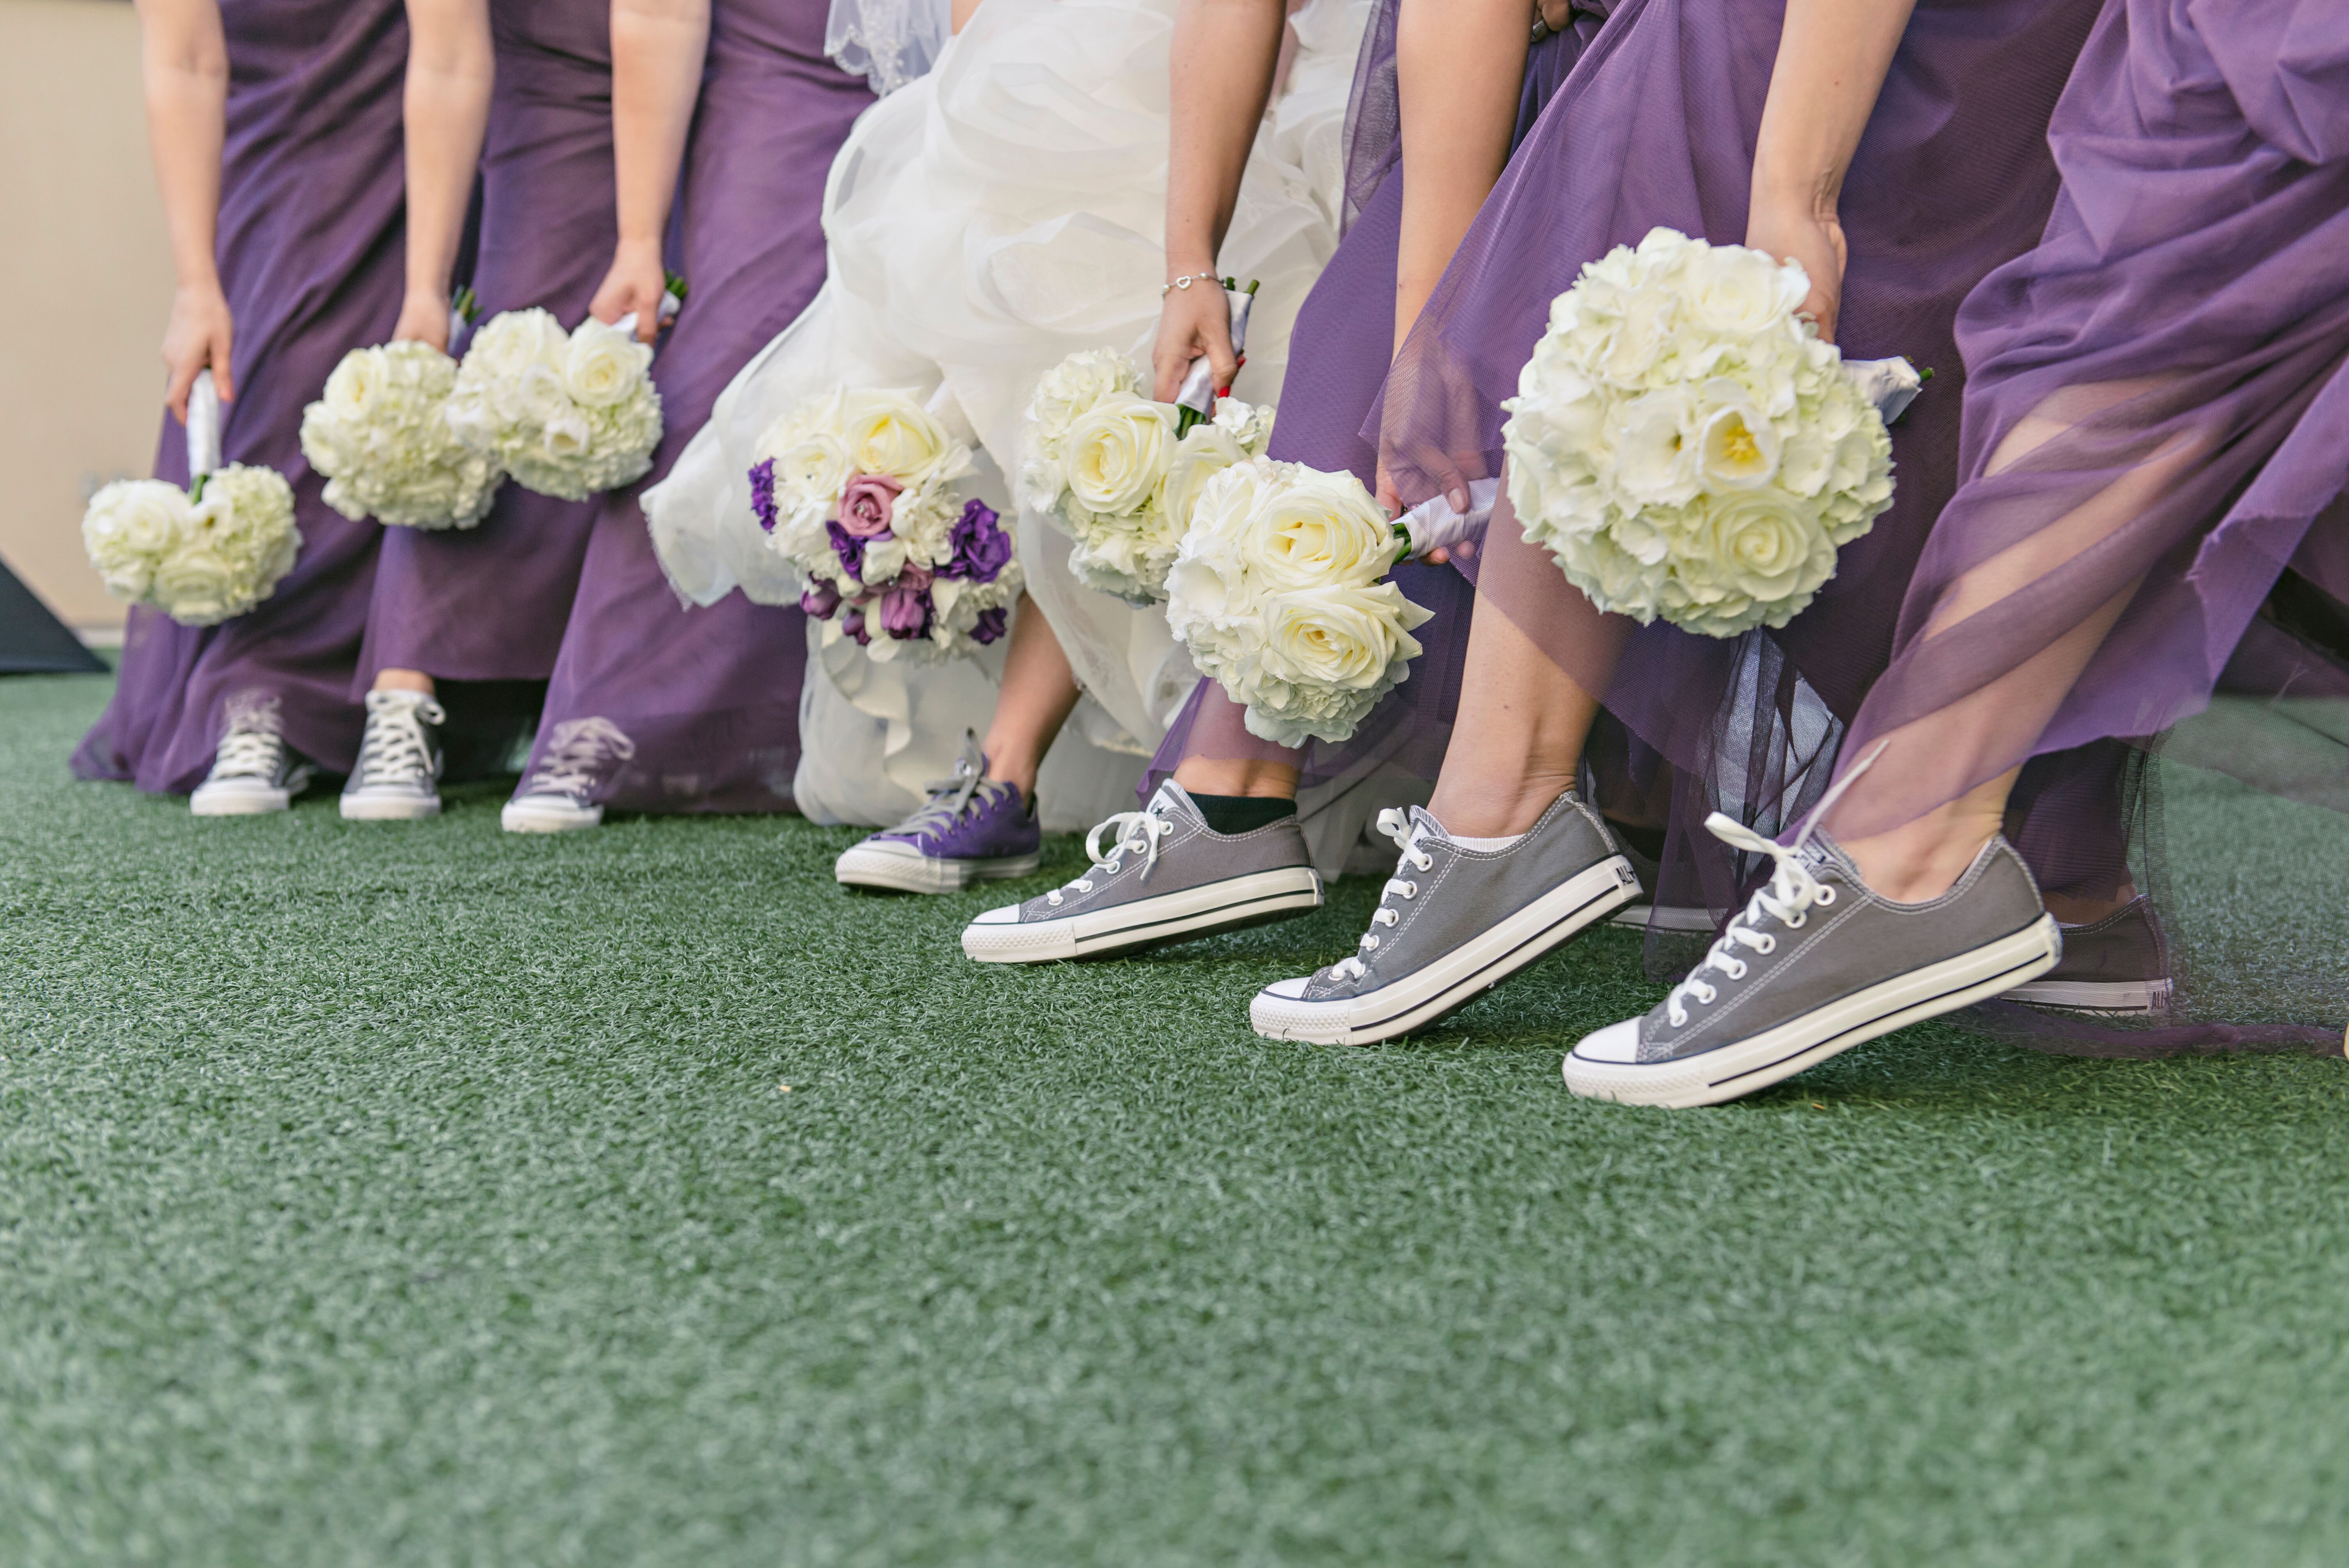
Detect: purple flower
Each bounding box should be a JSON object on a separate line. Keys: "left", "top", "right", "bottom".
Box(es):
{"left": 879, "top": 580, "right": 934, "bottom": 641}
{"left": 836, "top": 472, "right": 903, "bottom": 538}
{"left": 748, "top": 458, "right": 779, "bottom": 533}
{"left": 842, "top": 607, "right": 871, "bottom": 646}
{"left": 827, "top": 520, "right": 868, "bottom": 581}
{"left": 940, "top": 498, "right": 1014, "bottom": 583}
{"left": 970, "top": 606, "right": 1008, "bottom": 645}
{"left": 800, "top": 578, "right": 841, "bottom": 619}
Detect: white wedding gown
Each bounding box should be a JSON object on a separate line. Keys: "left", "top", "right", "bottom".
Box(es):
{"left": 645, "top": 0, "right": 1371, "bottom": 830}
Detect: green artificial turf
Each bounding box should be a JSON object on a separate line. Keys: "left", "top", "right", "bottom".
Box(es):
{"left": 6, "top": 670, "right": 2349, "bottom": 1565}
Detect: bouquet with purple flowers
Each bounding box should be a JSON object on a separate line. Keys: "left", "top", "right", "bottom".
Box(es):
{"left": 748, "top": 388, "right": 1021, "bottom": 663}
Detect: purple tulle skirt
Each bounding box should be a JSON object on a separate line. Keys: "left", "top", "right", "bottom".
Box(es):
{"left": 518, "top": 0, "right": 872, "bottom": 814}
{"left": 1148, "top": 3, "right": 1600, "bottom": 859}
{"left": 72, "top": 0, "right": 408, "bottom": 792}
{"left": 1833, "top": 0, "right": 2349, "bottom": 1050}
{"left": 357, "top": 1, "right": 616, "bottom": 691}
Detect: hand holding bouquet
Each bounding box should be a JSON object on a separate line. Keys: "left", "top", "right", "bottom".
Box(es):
{"left": 1164, "top": 458, "right": 1433, "bottom": 748}
{"left": 749, "top": 388, "right": 1020, "bottom": 663}
{"left": 300, "top": 339, "right": 502, "bottom": 528}
{"left": 84, "top": 371, "right": 301, "bottom": 626}
{"left": 445, "top": 308, "right": 664, "bottom": 501}
{"left": 1019, "top": 347, "right": 1275, "bottom": 604}
{"left": 1501, "top": 227, "right": 1913, "bottom": 638}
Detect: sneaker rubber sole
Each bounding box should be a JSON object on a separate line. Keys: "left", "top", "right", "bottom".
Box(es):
{"left": 1252, "top": 855, "right": 1640, "bottom": 1046}
{"left": 502, "top": 797, "right": 603, "bottom": 833}
{"left": 191, "top": 783, "right": 296, "bottom": 816}
{"left": 836, "top": 842, "right": 1040, "bottom": 894}
{"left": 2005, "top": 975, "right": 2173, "bottom": 1013}
{"left": 339, "top": 793, "right": 442, "bottom": 822}
{"left": 1608, "top": 903, "right": 1718, "bottom": 934}
{"left": 963, "top": 866, "right": 1323, "bottom": 963}
{"left": 1563, "top": 912, "right": 2062, "bottom": 1108}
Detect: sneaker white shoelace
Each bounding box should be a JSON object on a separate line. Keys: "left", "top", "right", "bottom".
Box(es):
{"left": 354, "top": 696, "right": 444, "bottom": 787}
{"left": 518, "top": 718, "right": 636, "bottom": 803}
{"left": 1333, "top": 808, "right": 1431, "bottom": 982}
{"left": 210, "top": 723, "right": 287, "bottom": 782}
{"left": 1043, "top": 804, "right": 1174, "bottom": 907}
{"left": 1665, "top": 742, "right": 1885, "bottom": 1028}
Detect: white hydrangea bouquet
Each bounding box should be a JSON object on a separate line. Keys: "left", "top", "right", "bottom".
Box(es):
{"left": 1501, "top": 227, "right": 1918, "bottom": 638}
{"left": 1164, "top": 458, "right": 1434, "bottom": 748}
{"left": 1017, "top": 347, "right": 1275, "bottom": 604}
{"left": 299, "top": 340, "right": 503, "bottom": 527}
{"left": 748, "top": 388, "right": 1022, "bottom": 663}
{"left": 445, "top": 308, "right": 663, "bottom": 501}
{"left": 82, "top": 371, "right": 301, "bottom": 626}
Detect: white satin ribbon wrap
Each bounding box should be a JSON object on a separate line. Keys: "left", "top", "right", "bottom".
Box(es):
{"left": 1174, "top": 286, "right": 1255, "bottom": 422}
{"left": 185, "top": 369, "right": 223, "bottom": 479}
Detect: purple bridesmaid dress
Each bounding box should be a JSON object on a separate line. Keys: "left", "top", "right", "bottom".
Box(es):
{"left": 72, "top": 0, "right": 408, "bottom": 793}
{"left": 1373, "top": 0, "right": 2101, "bottom": 920}
{"left": 513, "top": 0, "right": 872, "bottom": 814}
{"left": 1147, "top": 2, "right": 1605, "bottom": 852}
{"left": 355, "top": 0, "right": 618, "bottom": 696}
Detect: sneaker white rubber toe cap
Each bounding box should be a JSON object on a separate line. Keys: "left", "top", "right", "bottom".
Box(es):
{"left": 502, "top": 793, "right": 602, "bottom": 833}
{"left": 340, "top": 789, "right": 441, "bottom": 821}
{"left": 190, "top": 777, "right": 294, "bottom": 816}
{"left": 1567, "top": 1017, "right": 1643, "bottom": 1066}
{"left": 961, "top": 903, "right": 1080, "bottom": 962}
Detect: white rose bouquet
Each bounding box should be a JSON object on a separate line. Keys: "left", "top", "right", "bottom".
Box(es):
{"left": 1164, "top": 458, "right": 1434, "bottom": 748}
{"left": 1018, "top": 347, "right": 1276, "bottom": 604}
{"left": 445, "top": 308, "right": 663, "bottom": 501}
{"left": 82, "top": 371, "right": 303, "bottom": 627}
{"left": 1501, "top": 226, "right": 1912, "bottom": 639}
{"left": 299, "top": 340, "right": 503, "bottom": 528}
{"left": 748, "top": 388, "right": 1021, "bottom": 663}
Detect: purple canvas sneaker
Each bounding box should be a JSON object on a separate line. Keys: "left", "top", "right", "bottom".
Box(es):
{"left": 834, "top": 732, "right": 1042, "bottom": 894}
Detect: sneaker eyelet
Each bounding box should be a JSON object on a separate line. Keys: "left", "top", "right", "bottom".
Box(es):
{"left": 1785, "top": 912, "right": 1805, "bottom": 929}
{"left": 1756, "top": 935, "right": 1776, "bottom": 955}
{"left": 1724, "top": 960, "right": 1747, "bottom": 981}
{"left": 1816, "top": 887, "right": 1837, "bottom": 906}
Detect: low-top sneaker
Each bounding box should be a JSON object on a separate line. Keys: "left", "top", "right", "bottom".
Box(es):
{"left": 1566, "top": 812, "right": 2060, "bottom": 1108}
{"left": 2007, "top": 895, "right": 2172, "bottom": 1013}
{"left": 189, "top": 696, "right": 315, "bottom": 816}
{"left": 962, "top": 780, "right": 1321, "bottom": 962}
{"left": 1251, "top": 790, "right": 1638, "bottom": 1046}
{"left": 836, "top": 732, "right": 1040, "bottom": 893}
{"left": 1608, "top": 839, "right": 1719, "bottom": 934}
{"left": 340, "top": 690, "right": 446, "bottom": 821}
{"left": 503, "top": 716, "right": 636, "bottom": 833}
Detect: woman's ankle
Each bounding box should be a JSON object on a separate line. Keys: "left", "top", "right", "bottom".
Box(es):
{"left": 1427, "top": 769, "right": 1577, "bottom": 839}
{"left": 372, "top": 669, "right": 435, "bottom": 697}
{"left": 1837, "top": 817, "right": 2003, "bottom": 905}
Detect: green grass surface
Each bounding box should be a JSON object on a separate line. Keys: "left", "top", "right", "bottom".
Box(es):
{"left": 7, "top": 671, "right": 2349, "bottom": 1565}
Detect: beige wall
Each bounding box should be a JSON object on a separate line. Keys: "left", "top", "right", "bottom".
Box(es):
{"left": 0, "top": 0, "right": 173, "bottom": 638}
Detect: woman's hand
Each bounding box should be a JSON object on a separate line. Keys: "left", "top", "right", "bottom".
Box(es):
{"left": 1151, "top": 276, "right": 1235, "bottom": 403}
{"left": 1745, "top": 185, "right": 1847, "bottom": 342}
{"left": 590, "top": 236, "right": 670, "bottom": 343}
{"left": 1535, "top": 0, "right": 1574, "bottom": 31}
{"left": 160, "top": 280, "right": 233, "bottom": 421}
{"left": 391, "top": 287, "right": 453, "bottom": 351}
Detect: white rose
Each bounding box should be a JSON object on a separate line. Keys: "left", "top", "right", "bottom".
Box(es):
{"left": 1164, "top": 460, "right": 1273, "bottom": 640}
{"left": 840, "top": 390, "right": 963, "bottom": 488}
{"left": 322, "top": 346, "right": 387, "bottom": 423}
{"left": 81, "top": 479, "right": 189, "bottom": 600}
{"left": 1256, "top": 582, "right": 1426, "bottom": 692}
{"left": 1024, "top": 348, "right": 1143, "bottom": 453}
{"left": 150, "top": 547, "right": 241, "bottom": 625}
{"left": 1674, "top": 488, "right": 1837, "bottom": 634}
{"left": 564, "top": 319, "right": 651, "bottom": 408}
{"left": 1156, "top": 424, "right": 1249, "bottom": 538}
{"left": 1676, "top": 236, "right": 1810, "bottom": 339}
{"left": 1238, "top": 463, "right": 1394, "bottom": 594}
{"left": 1061, "top": 393, "right": 1174, "bottom": 519}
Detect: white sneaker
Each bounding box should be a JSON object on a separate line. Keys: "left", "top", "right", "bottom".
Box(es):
{"left": 189, "top": 697, "right": 315, "bottom": 816}
{"left": 340, "top": 690, "right": 446, "bottom": 821}
{"left": 502, "top": 716, "right": 635, "bottom": 834}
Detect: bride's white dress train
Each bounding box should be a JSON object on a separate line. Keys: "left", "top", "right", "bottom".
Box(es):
{"left": 644, "top": 0, "right": 1369, "bottom": 830}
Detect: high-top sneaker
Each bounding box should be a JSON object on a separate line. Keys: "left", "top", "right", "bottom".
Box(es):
{"left": 1566, "top": 816, "right": 2060, "bottom": 1108}
{"left": 502, "top": 717, "right": 636, "bottom": 833}
{"left": 339, "top": 690, "right": 446, "bottom": 821}
{"left": 835, "top": 732, "right": 1041, "bottom": 893}
{"left": 1250, "top": 790, "right": 1639, "bottom": 1046}
{"left": 189, "top": 695, "right": 315, "bottom": 816}
{"left": 962, "top": 780, "right": 1322, "bottom": 962}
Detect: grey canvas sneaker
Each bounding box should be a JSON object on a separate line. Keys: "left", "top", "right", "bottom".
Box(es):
{"left": 340, "top": 690, "right": 446, "bottom": 821}
{"left": 1565, "top": 813, "right": 2061, "bottom": 1108}
{"left": 1608, "top": 840, "right": 1718, "bottom": 934}
{"left": 1251, "top": 790, "right": 1640, "bottom": 1046}
{"left": 2006, "top": 896, "right": 2172, "bottom": 1013}
{"left": 961, "top": 780, "right": 1321, "bottom": 962}
{"left": 189, "top": 695, "right": 315, "bottom": 816}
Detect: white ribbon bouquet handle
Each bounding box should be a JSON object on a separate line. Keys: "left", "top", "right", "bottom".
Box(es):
{"left": 1174, "top": 283, "right": 1255, "bottom": 424}
{"left": 185, "top": 368, "right": 223, "bottom": 481}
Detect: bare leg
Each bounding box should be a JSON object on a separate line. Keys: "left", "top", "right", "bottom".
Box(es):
{"left": 1172, "top": 755, "right": 1300, "bottom": 798}
{"left": 374, "top": 668, "right": 435, "bottom": 696}
{"left": 1425, "top": 595, "right": 1606, "bottom": 836}
{"left": 978, "top": 593, "right": 1083, "bottom": 803}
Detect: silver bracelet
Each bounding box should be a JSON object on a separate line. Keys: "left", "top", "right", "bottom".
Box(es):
{"left": 1160, "top": 271, "right": 1221, "bottom": 297}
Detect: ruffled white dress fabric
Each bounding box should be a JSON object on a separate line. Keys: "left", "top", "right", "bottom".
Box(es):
{"left": 824, "top": 0, "right": 953, "bottom": 97}
{"left": 644, "top": 0, "right": 1371, "bottom": 830}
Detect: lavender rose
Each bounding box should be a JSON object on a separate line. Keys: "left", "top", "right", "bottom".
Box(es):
{"left": 842, "top": 606, "right": 871, "bottom": 645}
{"left": 836, "top": 472, "right": 904, "bottom": 538}
{"left": 940, "top": 497, "right": 1014, "bottom": 582}
{"left": 749, "top": 458, "right": 779, "bottom": 533}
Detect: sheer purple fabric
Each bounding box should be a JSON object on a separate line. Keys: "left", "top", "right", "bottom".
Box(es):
{"left": 520, "top": 0, "right": 873, "bottom": 814}
{"left": 357, "top": 0, "right": 617, "bottom": 690}
{"left": 72, "top": 0, "right": 408, "bottom": 793}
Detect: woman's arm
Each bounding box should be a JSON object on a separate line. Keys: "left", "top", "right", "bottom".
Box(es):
{"left": 135, "top": 0, "right": 232, "bottom": 418}
{"left": 1149, "top": 0, "right": 1286, "bottom": 402}
{"left": 593, "top": 0, "right": 709, "bottom": 342}
{"left": 1744, "top": 0, "right": 1918, "bottom": 342}
{"left": 396, "top": 0, "right": 494, "bottom": 350}
{"left": 951, "top": 0, "right": 983, "bottom": 32}
{"left": 1392, "top": 0, "right": 1527, "bottom": 371}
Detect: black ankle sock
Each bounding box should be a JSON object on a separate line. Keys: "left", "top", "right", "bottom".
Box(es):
{"left": 1608, "top": 818, "right": 1668, "bottom": 861}
{"left": 1191, "top": 793, "right": 1298, "bottom": 835}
